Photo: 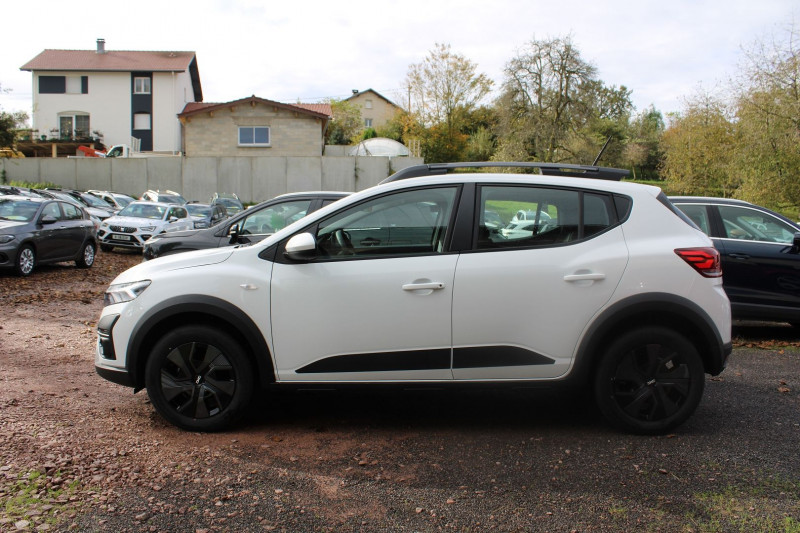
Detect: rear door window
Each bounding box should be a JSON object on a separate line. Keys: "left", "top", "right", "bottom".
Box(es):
{"left": 477, "top": 186, "right": 615, "bottom": 249}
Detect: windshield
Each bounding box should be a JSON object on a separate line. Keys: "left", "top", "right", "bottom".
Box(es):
{"left": 80, "top": 194, "right": 113, "bottom": 209}
{"left": 217, "top": 198, "right": 241, "bottom": 209}
{"left": 0, "top": 198, "right": 39, "bottom": 221}
{"left": 186, "top": 204, "right": 211, "bottom": 217}
{"left": 119, "top": 203, "right": 167, "bottom": 220}
{"left": 115, "top": 195, "right": 134, "bottom": 207}
{"left": 160, "top": 194, "right": 186, "bottom": 205}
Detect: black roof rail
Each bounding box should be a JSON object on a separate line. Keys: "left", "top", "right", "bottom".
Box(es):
{"left": 380, "top": 162, "right": 630, "bottom": 184}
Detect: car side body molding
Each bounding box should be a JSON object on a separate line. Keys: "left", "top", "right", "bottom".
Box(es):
{"left": 295, "top": 346, "right": 555, "bottom": 374}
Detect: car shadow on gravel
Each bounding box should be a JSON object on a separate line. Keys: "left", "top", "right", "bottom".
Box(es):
{"left": 241, "top": 387, "right": 608, "bottom": 434}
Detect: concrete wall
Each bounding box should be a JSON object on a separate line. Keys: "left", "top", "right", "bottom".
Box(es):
{"left": 1, "top": 155, "right": 424, "bottom": 203}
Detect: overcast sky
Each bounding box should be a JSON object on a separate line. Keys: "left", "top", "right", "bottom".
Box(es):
{"left": 1, "top": 0, "right": 796, "bottom": 121}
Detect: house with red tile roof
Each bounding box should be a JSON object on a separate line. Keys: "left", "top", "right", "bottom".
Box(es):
{"left": 345, "top": 89, "right": 402, "bottom": 131}
{"left": 178, "top": 96, "right": 331, "bottom": 157}
{"left": 20, "top": 39, "right": 202, "bottom": 153}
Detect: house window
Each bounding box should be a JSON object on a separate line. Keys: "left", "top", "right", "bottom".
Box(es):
{"left": 134, "top": 77, "right": 151, "bottom": 94}
{"left": 238, "top": 126, "right": 270, "bottom": 147}
{"left": 75, "top": 115, "right": 90, "bottom": 138}
{"left": 133, "top": 113, "right": 151, "bottom": 130}
{"left": 58, "top": 113, "right": 90, "bottom": 139}
{"left": 42, "top": 76, "right": 88, "bottom": 94}
{"left": 365, "top": 99, "right": 373, "bottom": 109}
{"left": 39, "top": 76, "right": 66, "bottom": 94}
{"left": 364, "top": 118, "right": 373, "bottom": 128}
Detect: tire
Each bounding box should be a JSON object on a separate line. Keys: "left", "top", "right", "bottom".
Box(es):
{"left": 100, "top": 244, "right": 114, "bottom": 253}
{"left": 15, "top": 245, "right": 35, "bottom": 276}
{"left": 594, "top": 327, "right": 705, "bottom": 435}
{"left": 145, "top": 325, "right": 254, "bottom": 432}
{"left": 76, "top": 242, "right": 96, "bottom": 268}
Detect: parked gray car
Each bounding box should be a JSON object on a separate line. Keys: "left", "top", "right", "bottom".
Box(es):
{"left": 0, "top": 195, "right": 96, "bottom": 276}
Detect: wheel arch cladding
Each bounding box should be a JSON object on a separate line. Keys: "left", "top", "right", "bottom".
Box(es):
{"left": 574, "top": 292, "right": 729, "bottom": 382}
{"left": 126, "top": 295, "right": 274, "bottom": 390}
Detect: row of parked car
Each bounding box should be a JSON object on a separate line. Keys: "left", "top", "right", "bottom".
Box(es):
{"left": 0, "top": 185, "right": 246, "bottom": 275}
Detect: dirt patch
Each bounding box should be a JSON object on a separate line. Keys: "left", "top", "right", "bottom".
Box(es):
{"left": 1, "top": 252, "right": 799, "bottom": 532}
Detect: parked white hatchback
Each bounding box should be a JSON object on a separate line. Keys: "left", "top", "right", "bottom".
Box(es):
{"left": 97, "top": 201, "right": 193, "bottom": 252}
{"left": 95, "top": 162, "right": 731, "bottom": 434}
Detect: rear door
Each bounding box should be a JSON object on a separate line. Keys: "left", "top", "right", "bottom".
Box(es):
{"left": 56, "top": 202, "right": 89, "bottom": 259}
{"left": 452, "top": 184, "right": 628, "bottom": 380}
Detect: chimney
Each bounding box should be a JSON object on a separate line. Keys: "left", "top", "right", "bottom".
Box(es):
{"left": 97, "top": 38, "right": 106, "bottom": 54}
{"left": 352, "top": 89, "right": 359, "bottom": 95}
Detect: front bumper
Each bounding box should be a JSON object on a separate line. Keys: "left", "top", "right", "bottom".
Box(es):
{"left": 98, "top": 229, "right": 152, "bottom": 249}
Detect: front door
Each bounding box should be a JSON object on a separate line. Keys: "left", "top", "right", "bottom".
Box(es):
{"left": 270, "top": 186, "right": 460, "bottom": 382}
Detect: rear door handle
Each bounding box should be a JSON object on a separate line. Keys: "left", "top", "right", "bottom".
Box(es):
{"left": 728, "top": 253, "right": 750, "bottom": 260}
{"left": 563, "top": 272, "right": 605, "bottom": 282}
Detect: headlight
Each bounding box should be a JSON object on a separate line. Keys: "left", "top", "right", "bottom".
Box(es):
{"left": 140, "top": 225, "right": 157, "bottom": 232}
{"left": 100, "top": 221, "right": 109, "bottom": 229}
{"left": 0, "top": 235, "right": 15, "bottom": 244}
{"left": 104, "top": 280, "right": 151, "bottom": 306}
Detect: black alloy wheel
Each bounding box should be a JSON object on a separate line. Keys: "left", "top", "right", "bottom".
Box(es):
{"left": 594, "top": 326, "right": 705, "bottom": 434}
{"left": 145, "top": 326, "right": 254, "bottom": 431}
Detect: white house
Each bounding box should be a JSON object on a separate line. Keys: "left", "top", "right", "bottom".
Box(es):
{"left": 20, "top": 39, "right": 202, "bottom": 153}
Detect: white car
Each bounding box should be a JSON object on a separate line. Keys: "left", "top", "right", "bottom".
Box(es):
{"left": 97, "top": 201, "right": 193, "bottom": 252}
{"left": 95, "top": 162, "right": 731, "bottom": 434}
{"left": 88, "top": 190, "right": 136, "bottom": 211}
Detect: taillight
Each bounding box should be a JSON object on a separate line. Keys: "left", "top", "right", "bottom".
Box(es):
{"left": 675, "top": 247, "right": 722, "bottom": 278}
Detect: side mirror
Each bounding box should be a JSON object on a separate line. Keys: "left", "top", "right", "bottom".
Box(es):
{"left": 284, "top": 232, "right": 317, "bottom": 261}
{"left": 169, "top": 216, "right": 178, "bottom": 223}
{"left": 40, "top": 215, "right": 57, "bottom": 225}
{"left": 791, "top": 232, "right": 800, "bottom": 254}
{"left": 228, "top": 223, "right": 240, "bottom": 244}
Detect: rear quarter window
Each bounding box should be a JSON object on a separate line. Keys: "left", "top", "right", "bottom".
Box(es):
{"left": 659, "top": 194, "right": 699, "bottom": 229}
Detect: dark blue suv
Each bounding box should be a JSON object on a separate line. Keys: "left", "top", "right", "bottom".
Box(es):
{"left": 671, "top": 196, "right": 800, "bottom": 325}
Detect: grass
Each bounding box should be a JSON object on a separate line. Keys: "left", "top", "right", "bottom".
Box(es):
{"left": 686, "top": 481, "right": 800, "bottom": 533}
{"left": 2, "top": 469, "right": 83, "bottom": 528}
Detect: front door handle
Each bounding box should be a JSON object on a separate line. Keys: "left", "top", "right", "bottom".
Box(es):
{"left": 402, "top": 282, "right": 445, "bottom": 291}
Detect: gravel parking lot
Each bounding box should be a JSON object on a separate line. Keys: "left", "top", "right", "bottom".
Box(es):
{"left": 1, "top": 251, "right": 798, "bottom": 532}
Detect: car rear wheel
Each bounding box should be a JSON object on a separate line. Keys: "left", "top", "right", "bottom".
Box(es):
{"left": 76, "top": 242, "right": 96, "bottom": 268}
{"left": 594, "top": 327, "right": 705, "bottom": 435}
{"left": 15, "top": 245, "right": 35, "bottom": 276}
{"left": 145, "top": 325, "right": 254, "bottom": 432}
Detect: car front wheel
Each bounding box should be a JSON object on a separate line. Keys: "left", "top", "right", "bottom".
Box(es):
{"left": 594, "top": 326, "right": 705, "bottom": 435}
{"left": 15, "top": 245, "right": 35, "bottom": 276}
{"left": 145, "top": 325, "right": 254, "bottom": 431}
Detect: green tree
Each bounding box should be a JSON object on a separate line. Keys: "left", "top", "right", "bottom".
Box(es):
{"left": 732, "top": 23, "right": 800, "bottom": 206}
{"left": 325, "top": 98, "right": 362, "bottom": 145}
{"left": 0, "top": 82, "right": 29, "bottom": 148}
{"left": 624, "top": 105, "right": 665, "bottom": 180}
{"left": 495, "top": 35, "right": 633, "bottom": 164}
{"left": 661, "top": 92, "right": 738, "bottom": 196}
{"left": 405, "top": 43, "right": 493, "bottom": 161}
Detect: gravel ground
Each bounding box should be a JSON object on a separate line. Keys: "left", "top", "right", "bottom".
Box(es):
{"left": 0, "top": 251, "right": 798, "bottom": 532}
